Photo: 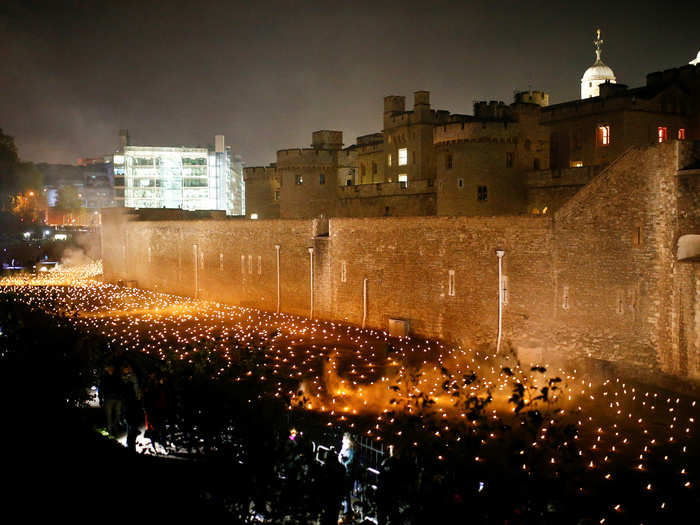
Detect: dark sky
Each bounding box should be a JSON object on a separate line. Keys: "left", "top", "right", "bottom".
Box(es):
{"left": 1, "top": 0, "right": 698, "bottom": 166}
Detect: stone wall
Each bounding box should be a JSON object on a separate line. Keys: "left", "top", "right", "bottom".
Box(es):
{"left": 101, "top": 142, "right": 699, "bottom": 384}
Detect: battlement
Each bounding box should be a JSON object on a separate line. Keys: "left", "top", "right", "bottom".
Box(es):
{"left": 473, "top": 100, "right": 511, "bottom": 119}
{"left": 337, "top": 178, "right": 436, "bottom": 199}
{"left": 244, "top": 166, "right": 277, "bottom": 181}
{"left": 434, "top": 119, "right": 519, "bottom": 144}
{"left": 276, "top": 147, "right": 338, "bottom": 166}
{"left": 525, "top": 165, "right": 602, "bottom": 188}
{"left": 513, "top": 90, "right": 550, "bottom": 107}
{"left": 646, "top": 63, "right": 699, "bottom": 88}
{"left": 357, "top": 133, "right": 384, "bottom": 146}
{"left": 311, "top": 130, "right": 343, "bottom": 150}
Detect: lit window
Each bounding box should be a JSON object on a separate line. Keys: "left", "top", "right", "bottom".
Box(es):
{"left": 388, "top": 154, "right": 392, "bottom": 166}
{"left": 598, "top": 125, "right": 610, "bottom": 146}
{"left": 571, "top": 160, "right": 583, "bottom": 168}
{"left": 477, "top": 185, "right": 487, "bottom": 201}
{"left": 448, "top": 270, "right": 455, "bottom": 297}
{"left": 250, "top": 213, "right": 259, "bottom": 220}
{"left": 398, "top": 148, "right": 408, "bottom": 166}
{"left": 657, "top": 126, "right": 667, "bottom": 143}
{"left": 678, "top": 128, "right": 686, "bottom": 140}
{"left": 398, "top": 174, "right": 408, "bottom": 185}
{"left": 296, "top": 175, "right": 303, "bottom": 184}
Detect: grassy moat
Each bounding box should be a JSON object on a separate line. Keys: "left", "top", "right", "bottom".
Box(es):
{"left": 1, "top": 265, "right": 697, "bottom": 524}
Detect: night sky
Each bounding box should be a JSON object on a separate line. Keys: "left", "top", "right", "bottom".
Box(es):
{"left": 1, "top": 0, "right": 698, "bottom": 166}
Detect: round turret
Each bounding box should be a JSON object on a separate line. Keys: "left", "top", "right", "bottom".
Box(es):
{"left": 581, "top": 29, "right": 616, "bottom": 99}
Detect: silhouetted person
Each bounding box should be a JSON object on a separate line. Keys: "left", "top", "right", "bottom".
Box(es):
{"left": 377, "top": 445, "right": 401, "bottom": 525}
{"left": 319, "top": 451, "right": 345, "bottom": 525}
{"left": 121, "top": 364, "right": 141, "bottom": 451}
{"left": 142, "top": 371, "right": 167, "bottom": 446}
{"left": 100, "top": 364, "right": 122, "bottom": 436}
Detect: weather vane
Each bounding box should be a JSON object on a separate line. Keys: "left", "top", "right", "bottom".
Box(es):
{"left": 594, "top": 28, "right": 604, "bottom": 62}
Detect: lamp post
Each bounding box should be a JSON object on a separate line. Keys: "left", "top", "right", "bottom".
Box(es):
{"left": 496, "top": 249, "right": 505, "bottom": 354}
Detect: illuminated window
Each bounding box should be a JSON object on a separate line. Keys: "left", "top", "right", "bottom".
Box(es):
{"left": 446, "top": 154, "right": 453, "bottom": 170}
{"left": 448, "top": 270, "right": 455, "bottom": 297}
{"left": 598, "top": 125, "right": 611, "bottom": 146}
{"left": 296, "top": 175, "right": 303, "bottom": 184}
{"left": 571, "top": 160, "right": 583, "bottom": 168}
{"left": 341, "top": 261, "right": 347, "bottom": 283}
{"left": 477, "top": 185, "right": 487, "bottom": 201}
{"left": 250, "top": 213, "right": 259, "bottom": 220}
{"left": 678, "top": 128, "right": 686, "bottom": 140}
{"left": 398, "top": 148, "right": 408, "bottom": 166}
{"left": 398, "top": 174, "right": 408, "bottom": 186}
{"left": 388, "top": 154, "right": 392, "bottom": 166}
{"left": 657, "top": 126, "right": 667, "bottom": 143}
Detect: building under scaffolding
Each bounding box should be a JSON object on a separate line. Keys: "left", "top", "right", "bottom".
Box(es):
{"left": 113, "top": 130, "right": 244, "bottom": 216}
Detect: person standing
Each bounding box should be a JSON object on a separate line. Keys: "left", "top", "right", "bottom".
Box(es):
{"left": 121, "top": 363, "right": 142, "bottom": 451}
{"left": 338, "top": 433, "right": 356, "bottom": 520}
{"left": 100, "top": 364, "right": 123, "bottom": 437}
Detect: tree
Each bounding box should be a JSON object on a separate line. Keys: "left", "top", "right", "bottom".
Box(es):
{"left": 56, "top": 185, "right": 84, "bottom": 213}
{"left": 0, "top": 128, "right": 19, "bottom": 165}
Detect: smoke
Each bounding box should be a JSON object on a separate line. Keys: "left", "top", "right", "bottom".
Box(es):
{"left": 60, "top": 247, "right": 93, "bottom": 267}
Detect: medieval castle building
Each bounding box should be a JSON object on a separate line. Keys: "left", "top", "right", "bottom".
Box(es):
{"left": 244, "top": 34, "right": 699, "bottom": 223}
{"left": 103, "top": 35, "right": 700, "bottom": 390}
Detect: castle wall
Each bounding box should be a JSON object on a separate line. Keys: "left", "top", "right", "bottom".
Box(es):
{"left": 326, "top": 216, "right": 555, "bottom": 350}
{"left": 244, "top": 167, "right": 280, "bottom": 219}
{"left": 276, "top": 148, "right": 338, "bottom": 219}
{"left": 525, "top": 165, "right": 601, "bottom": 213}
{"left": 101, "top": 142, "right": 700, "bottom": 385}
{"left": 550, "top": 141, "right": 698, "bottom": 378}
{"left": 337, "top": 179, "right": 436, "bottom": 217}
{"left": 103, "top": 217, "right": 317, "bottom": 318}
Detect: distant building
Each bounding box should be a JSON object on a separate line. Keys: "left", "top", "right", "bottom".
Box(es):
{"left": 113, "top": 130, "right": 244, "bottom": 216}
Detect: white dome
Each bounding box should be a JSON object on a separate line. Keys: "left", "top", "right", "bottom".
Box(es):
{"left": 581, "top": 29, "right": 617, "bottom": 99}
{"left": 582, "top": 60, "right": 616, "bottom": 82}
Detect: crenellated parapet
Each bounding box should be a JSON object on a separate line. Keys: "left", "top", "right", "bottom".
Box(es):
{"left": 434, "top": 119, "right": 521, "bottom": 145}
